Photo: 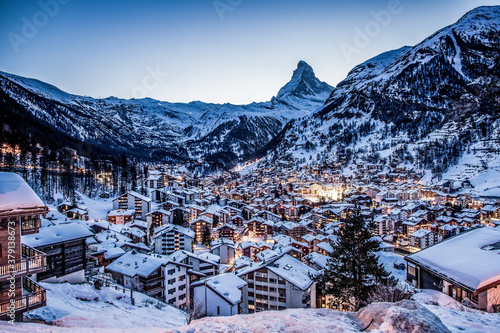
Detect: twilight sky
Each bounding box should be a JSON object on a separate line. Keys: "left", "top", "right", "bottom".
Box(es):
{"left": 1, "top": 0, "right": 499, "bottom": 104}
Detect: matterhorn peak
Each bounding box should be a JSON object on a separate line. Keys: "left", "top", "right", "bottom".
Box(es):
{"left": 276, "top": 61, "right": 333, "bottom": 103}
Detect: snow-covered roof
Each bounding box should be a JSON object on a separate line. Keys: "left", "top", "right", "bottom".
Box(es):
{"left": 410, "top": 229, "right": 432, "bottom": 238}
{"left": 0, "top": 172, "right": 47, "bottom": 213}
{"left": 22, "top": 223, "right": 94, "bottom": 248}
{"left": 108, "top": 209, "right": 135, "bottom": 216}
{"left": 192, "top": 273, "right": 247, "bottom": 305}
{"left": 104, "top": 247, "right": 126, "bottom": 260}
{"left": 304, "top": 252, "right": 330, "bottom": 269}
{"left": 106, "top": 251, "right": 167, "bottom": 278}
{"left": 267, "top": 254, "right": 318, "bottom": 290}
{"left": 154, "top": 224, "right": 195, "bottom": 238}
{"left": 317, "top": 241, "right": 334, "bottom": 254}
{"left": 406, "top": 227, "right": 500, "bottom": 293}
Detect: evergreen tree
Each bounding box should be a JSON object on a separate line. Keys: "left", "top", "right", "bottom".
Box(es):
{"left": 316, "top": 210, "right": 389, "bottom": 311}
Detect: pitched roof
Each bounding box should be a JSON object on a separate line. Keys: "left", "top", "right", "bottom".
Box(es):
{"left": 406, "top": 227, "right": 500, "bottom": 294}
{"left": 0, "top": 172, "right": 47, "bottom": 213}
{"left": 22, "top": 223, "right": 94, "bottom": 248}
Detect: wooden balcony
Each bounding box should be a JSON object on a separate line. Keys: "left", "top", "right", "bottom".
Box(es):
{"left": 0, "top": 245, "right": 46, "bottom": 282}
{"left": 0, "top": 277, "right": 46, "bottom": 321}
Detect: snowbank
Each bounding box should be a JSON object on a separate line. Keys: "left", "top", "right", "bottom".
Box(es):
{"left": 24, "top": 282, "right": 186, "bottom": 330}
{"left": 356, "top": 300, "right": 450, "bottom": 333}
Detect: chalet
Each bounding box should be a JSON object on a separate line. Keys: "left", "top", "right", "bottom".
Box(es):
{"left": 409, "top": 229, "right": 442, "bottom": 250}
{"left": 22, "top": 222, "right": 93, "bottom": 283}
{"left": 112, "top": 191, "right": 152, "bottom": 220}
{"left": 372, "top": 215, "right": 395, "bottom": 236}
{"left": 237, "top": 254, "right": 318, "bottom": 313}
{"left": 153, "top": 224, "right": 195, "bottom": 255}
{"left": 168, "top": 250, "right": 219, "bottom": 277}
{"left": 192, "top": 273, "right": 247, "bottom": 316}
{"left": 301, "top": 234, "right": 328, "bottom": 253}
{"left": 406, "top": 227, "right": 500, "bottom": 312}
{"left": 108, "top": 209, "right": 135, "bottom": 225}
{"left": 190, "top": 216, "right": 214, "bottom": 242}
{"left": 402, "top": 217, "right": 430, "bottom": 236}
{"left": 238, "top": 241, "right": 261, "bottom": 261}
{"left": 210, "top": 238, "right": 236, "bottom": 265}
{"left": 62, "top": 207, "right": 89, "bottom": 221}
{"left": 280, "top": 222, "right": 308, "bottom": 241}
{"left": 247, "top": 217, "right": 274, "bottom": 238}
{"left": 170, "top": 206, "right": 190, "bottom": 227}
{"left": 105, "top": 251, "right": 191, "bottom": 308}
{"left": 186, "top": 204, "right": 206, "bottom": 222}
{"left": 317, "top": 241, "right": 334, "bottom": 256}
{"left": 120, "top": 226, "right": 146, "bottom": 244}
{"left": 0, "top": 172, "right": 48, "bottom": 322}
{"left": 231, "top": 215, "right": 244, "bottom": 227}
{"left": 146, "top": 209, "right": 172, "bottom": 234}
{"left": 215, "top": 224, "right": 239, "bottom": 241}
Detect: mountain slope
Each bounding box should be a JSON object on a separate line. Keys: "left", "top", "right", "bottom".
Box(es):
{"left": 265, "top": 6, "right": 500, "bottom": 185}
{"left": 0, "top": 61, "right": 333, "bottom": 168}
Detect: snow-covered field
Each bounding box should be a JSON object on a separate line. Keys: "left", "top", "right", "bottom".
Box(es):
{"left": 2, "top": 278, "right": 499, "bottom": 333}
{"left": 17, "top": 282, "right": 187, "bottom": 332}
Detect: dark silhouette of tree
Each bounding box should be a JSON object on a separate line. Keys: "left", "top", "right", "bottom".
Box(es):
{"left": 315, "top": 210, "right": 389, "bottom": 311}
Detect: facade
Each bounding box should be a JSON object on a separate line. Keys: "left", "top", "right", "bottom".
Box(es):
{"left": 210, "top": 238, "right": 236, "bottom": 265}
{"left": 153, "top": 224, "right": 195, "bottom": 255}
{"left": 247, "top": 217, "right": 274, "bottom": 238}
{"left": 112, "top": 191, "right": 152, "bottom": 220}
{"left": 108, "top": 209, "right": 135, "bottom": 225}
{"left": 410, "top": 229, "right": 442, "bottom": 249}
{"left": 0, "top": 172, "right": 48, "bottom": 322}
{"left": 190, "top": 216, "right": 213, "bottom": 242}
{"left": 22, "top": 222, "right": 94, "bottom": 283}
{"left": 106, "top": 251, "right": 191, "bottom": 308}
{"left": 237, "top": 254, "right": 318, "bottom": 313}
{"left": 191, "top": 273, "right": 246, "bottom": 316}
{"left": 406, "top": 227, "right": 500, "bottom": 312}
{"left": 146, "top": 210, "right": 172, "bottom": 234}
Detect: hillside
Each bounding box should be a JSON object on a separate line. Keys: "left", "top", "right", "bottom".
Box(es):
{"left": 263, "top": 6, "right": 500, "bottom": 190}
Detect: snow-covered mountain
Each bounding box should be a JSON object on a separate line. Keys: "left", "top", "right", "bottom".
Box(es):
{"left": 264, "top": 6, "right": 500, "bottom": 187}
{"left": 0, "top": 61, "right": 332, "bottom": 167}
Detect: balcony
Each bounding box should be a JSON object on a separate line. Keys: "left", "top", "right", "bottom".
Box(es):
{"left": 0, "top": 277, "right": 46, "bottom": 321}
{"left": 0, "top": 245, "right": 46, "bottom": 282}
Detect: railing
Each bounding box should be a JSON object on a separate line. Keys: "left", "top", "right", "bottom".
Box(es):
{"left": 0, "top": 277, "right": 46, "bottom": 320}
{"left": 0, "top": 245, "right": 46, "bottom": 282}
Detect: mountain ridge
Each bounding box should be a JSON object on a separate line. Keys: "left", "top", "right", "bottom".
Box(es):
{"left": 0, "top": 61, "right": 333, "bottom": 169}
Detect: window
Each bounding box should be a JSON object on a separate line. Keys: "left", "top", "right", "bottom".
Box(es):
{"left": 217, "top": 306, "right": 220, "bottom": 315}
{"left": 168, "top": 268, "right": 176, "bottom": 275}
{"left": 269, "top": 279, "right": 277, "bottom": 284}
{"left": 269, "top": 287, "right": 276, "bottom": 292}
{"left": 407, "top": 263, "right": 416, "bottom": 277}
{"left": 168, "top": 278, "right": 176, "bottom": 285}
{"left": 168, "top": 288, "right": 176, "bottom": 295}
{"left": 178, "top": 275, "right": 185, "bottom": 281}
{"left": 168, "top": 298, "right": 176, "bottom": 305}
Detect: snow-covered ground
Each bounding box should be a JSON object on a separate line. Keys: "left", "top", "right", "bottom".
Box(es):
{"left": 3, "top": 285, "right": 500, "bottom": 332}
{"left": 377, "top": 250, "right": 407, "bottom": 283}
{"left": 20, "top": 282, "right": 186, "bottom": 332}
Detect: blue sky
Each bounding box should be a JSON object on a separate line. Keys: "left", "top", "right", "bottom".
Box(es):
{"left": 1, "top": 0, "right": 499, "bottom": 104}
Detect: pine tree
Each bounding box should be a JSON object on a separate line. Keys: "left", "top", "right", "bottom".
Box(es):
{"left": 316, "top": 210, "right": 389, "bottom": 311}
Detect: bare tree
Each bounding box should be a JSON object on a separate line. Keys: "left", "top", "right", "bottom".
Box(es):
{"left": 367, "top": 277, "right": 413, "bottom": 304}
{"left": 186, "top": 298, "right": 206, "bottom": 324}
